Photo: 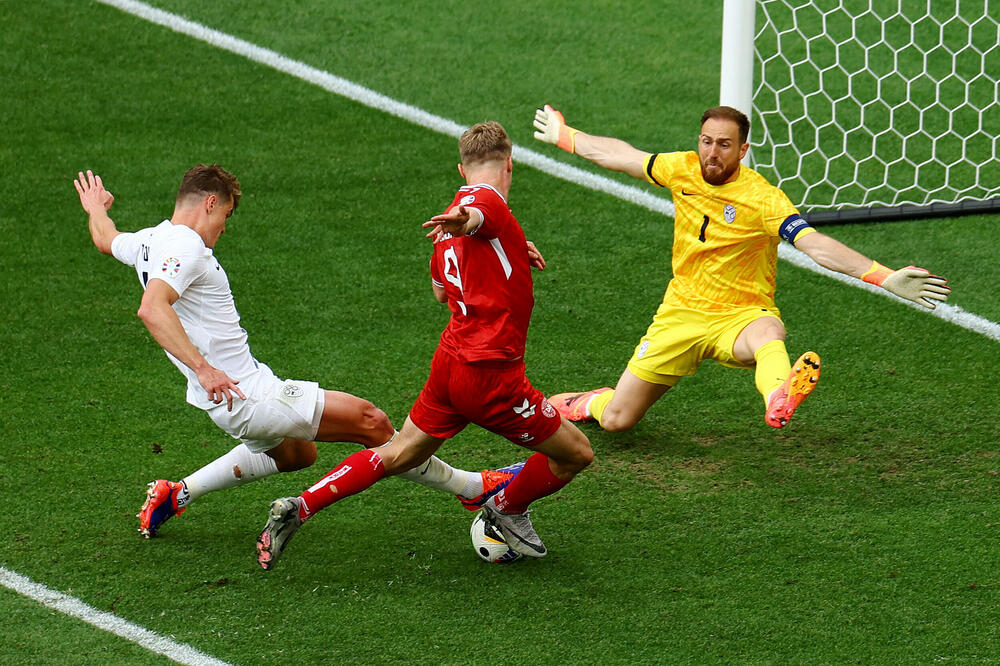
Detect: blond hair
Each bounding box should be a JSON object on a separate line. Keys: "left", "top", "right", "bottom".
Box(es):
{"left": 458, "top": 121, "right": 512, "bottom": 166}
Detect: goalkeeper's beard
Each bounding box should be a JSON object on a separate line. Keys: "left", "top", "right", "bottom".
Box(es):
{"left": 700, "top": 160, "right": 738, "bottom": 186}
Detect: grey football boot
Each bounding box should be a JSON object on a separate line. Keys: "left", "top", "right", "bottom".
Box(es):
{"left": 256, "top": 497, "right": 303, "bottom": 571}
{"left": 481, "top": 497, "right": 547, "bottom": 558}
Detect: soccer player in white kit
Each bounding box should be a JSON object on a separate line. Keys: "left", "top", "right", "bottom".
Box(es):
{"left": 73, "top": 166, "right": 520, "bottom": 540}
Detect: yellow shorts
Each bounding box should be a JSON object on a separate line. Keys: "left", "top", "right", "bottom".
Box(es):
{"left": 626, "top": 304, "right": 783, "bottom": 386}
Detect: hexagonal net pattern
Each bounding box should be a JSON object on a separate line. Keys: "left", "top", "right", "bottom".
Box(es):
{"left": 750, "top": 0, "right": 1000, "bottom": 215}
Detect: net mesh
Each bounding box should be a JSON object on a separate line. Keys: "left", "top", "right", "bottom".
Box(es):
{"left": 750, "top": 0, "right": 1000, "bottom": 213}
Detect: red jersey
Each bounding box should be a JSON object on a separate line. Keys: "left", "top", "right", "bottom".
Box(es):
{"left": 430, "top": 184, "right": 533, "bottom": 362}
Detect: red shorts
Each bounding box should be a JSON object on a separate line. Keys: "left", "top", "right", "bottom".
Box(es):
{"left": 408, "top": 348, "right": 562, "bottom": 446}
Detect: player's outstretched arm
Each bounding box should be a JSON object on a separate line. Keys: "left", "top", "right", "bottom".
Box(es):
{"left": 423, "top": 205, "right": 484, "bottom": 238}
{"left": 533, "top": 104, "right": 649, "bottom": 179}
{"left": 793, "top": 231, "right": 950, "bottom": 309}
{"left": 137, "top": 279, "right": 246, "bottom": 410}
{"left": 74, "top": 170, "right": 119, "bottom": 255}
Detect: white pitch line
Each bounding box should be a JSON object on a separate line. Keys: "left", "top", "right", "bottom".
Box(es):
{"left": 0, "top": 567, "right": 232, "bottom": 666}
{"left": 778, "top": 246, "right": 999, "bottom": 341}
{"left": 95, "top": 0, "right": 1000, "bottom": 343}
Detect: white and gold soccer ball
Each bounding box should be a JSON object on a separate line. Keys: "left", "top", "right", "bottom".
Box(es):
{"left": 470, "top": 511, "right": 522, "bottom": 564}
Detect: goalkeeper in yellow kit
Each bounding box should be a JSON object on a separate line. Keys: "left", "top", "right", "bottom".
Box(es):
{"left": 533, "top": 104, "right": 950, "bottom": 430}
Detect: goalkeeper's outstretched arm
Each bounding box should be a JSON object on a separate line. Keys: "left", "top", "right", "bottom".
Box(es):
{"left": 533, "top": 104, "right": 649, "bottom": 179}
{"left": 793, "top": 230, "right": 951, "bottom": 309}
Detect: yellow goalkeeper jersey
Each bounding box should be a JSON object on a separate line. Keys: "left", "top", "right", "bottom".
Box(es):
{"left": 644, "top": 151, "right": 810, "bottom": 312}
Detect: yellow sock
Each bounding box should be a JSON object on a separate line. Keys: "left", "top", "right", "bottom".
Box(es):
{"left": 754, "top": 339, "right": 791, "bottom": 404}
{"left": 589, "top": 389, "right": 615, "bottom": 425}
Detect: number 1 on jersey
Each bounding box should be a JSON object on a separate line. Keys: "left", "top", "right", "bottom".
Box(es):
{"left": 699, "top": 215, "right": 710, "bottom": 242}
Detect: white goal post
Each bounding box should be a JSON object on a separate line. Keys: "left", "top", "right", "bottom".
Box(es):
{"left": 721, "top": 0, "right": 1000, "bottom": 223}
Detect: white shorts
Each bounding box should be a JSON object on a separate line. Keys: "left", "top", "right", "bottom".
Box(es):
{"left": 207, "top": 365, "right": 325, "bottom": 453}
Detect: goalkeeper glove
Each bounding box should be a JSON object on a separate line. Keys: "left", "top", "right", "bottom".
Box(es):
{"left": 533, "top": 104, "right": 579, "bottom": 153}
{"left": 860, "top": 261, "right": 951, "bottom": 309}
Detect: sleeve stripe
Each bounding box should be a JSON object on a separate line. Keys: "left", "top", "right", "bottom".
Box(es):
{"left": 465, "top": 206, "right": 485, "bottom": 236}
{"left": 645, "top": 153, "right": 665, "bottom": 187}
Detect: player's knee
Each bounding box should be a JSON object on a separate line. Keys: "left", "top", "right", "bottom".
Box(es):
{"left": 357, "top": 402, "right": 394, "bottom": 447}
{"left": 273, "top": 440, "right": 317, "bottom": 472}
{"left": 573, "top": 440, "right": 595, "bottom": 470}
{"left": 295, "top": 441, "right": 318, "bottom": 469}
{"left": 560, "top": 428, "right": 594, "bottom": 472}
{"left": 761, "top": 321, "right": 786, "bottom": 341}
{"left": 600, "top": 408, "right": 638, "bottom": 433}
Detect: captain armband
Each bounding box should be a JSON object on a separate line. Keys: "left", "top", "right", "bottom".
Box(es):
{"left": 778, "top": 214, "right": 815, "bottom": 245}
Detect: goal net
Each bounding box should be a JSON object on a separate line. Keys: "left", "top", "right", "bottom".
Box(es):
{"left": 723, "top": 0, "right": 1000, "bottom": 222}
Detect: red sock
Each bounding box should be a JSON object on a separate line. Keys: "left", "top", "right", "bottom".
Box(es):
{"left": 493, "top": 452, "right": 568, "bottom": 514}
{"left": 298, "top": 449, "right": 386, "bottom": 520}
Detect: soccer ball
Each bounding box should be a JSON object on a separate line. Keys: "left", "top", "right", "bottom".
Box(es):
{"left": 470, "top": 511, "right": 522, "bottom": 564}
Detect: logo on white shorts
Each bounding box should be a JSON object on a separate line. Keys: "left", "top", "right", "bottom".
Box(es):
{"left": 724, "top": 204, "right": 737, "bottom": 223}
{"left": 161, "top": 257, "right": 181, "bottom": 277}
{"left": 637, "top": 340, "right": 650, "bottom": 359}
{"left": 282, "top": 384, "right": 303, "bottom": 398}
{"left": 513, "top": 399, "right": 536, "bottom": 419}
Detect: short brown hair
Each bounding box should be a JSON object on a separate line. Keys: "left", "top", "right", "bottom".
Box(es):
{"left": 701, "top": 106, "right": 750, "bottom": 144}
{"left": 458, "top": 121, "right": 512, "bottom": 166}
{"left": 177, "top": 164, "right": 242, "bottom": 211}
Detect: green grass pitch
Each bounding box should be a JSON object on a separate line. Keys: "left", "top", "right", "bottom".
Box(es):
{"left": 2, "top": 1, "right": 999, "bottom": 663}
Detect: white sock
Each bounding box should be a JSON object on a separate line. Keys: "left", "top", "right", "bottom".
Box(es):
{"left": 181, "top": 443, "right": 279, "bottom": 503}
{"left": 457, "top": 469, "right": 485, "bottom": 499}
{"left": 398, "top": 456, "right": 480, "bottom": 496}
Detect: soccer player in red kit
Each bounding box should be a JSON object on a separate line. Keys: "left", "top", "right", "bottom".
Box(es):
{"left": 255, "top": 121, "right": 593, "bottom": 570}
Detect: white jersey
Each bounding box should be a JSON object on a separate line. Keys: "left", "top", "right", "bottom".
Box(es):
{"left": 111, "top": 220, "right": 261, "bottom": 410}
